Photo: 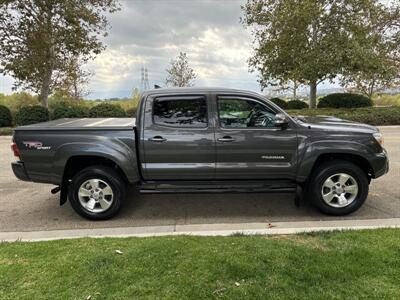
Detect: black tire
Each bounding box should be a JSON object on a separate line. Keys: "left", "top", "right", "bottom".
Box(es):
{"left": 68, "top": 165, "right": 126, "bottom": 220}
{"left": 307, "top": 160, "right": 369, "bottom": 216}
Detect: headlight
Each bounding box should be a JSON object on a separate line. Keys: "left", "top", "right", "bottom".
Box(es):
{"left": 373, "top": 132, "right": 384, "bottom": 146}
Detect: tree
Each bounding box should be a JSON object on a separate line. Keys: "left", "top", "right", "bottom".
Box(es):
{"left": 165, "top": 52, "right": 197, "bottom": 87}
{"left": 271, "top": 79, "right": 301, "bottom": 99}
{"left": 0, "top": 0, "right": 119, "bottom": 108}
{"left": 342, "top": 71, "right": 400, "bottom": 98}
{"left": 340, "top": 2, "right": 400, "bottom": 97}
{"left": 241, "top": 0, "right": 400, "bottom": 108}
{"left": 58, "top": 56, "right": 92, "bottom": 101}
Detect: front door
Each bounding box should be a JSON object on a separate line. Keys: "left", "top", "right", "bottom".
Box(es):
{"left": 214, "top": 95, "right": 298, "bottom": 180}
{"left": 142, "top": 94, "right": 215, "bottom": 180}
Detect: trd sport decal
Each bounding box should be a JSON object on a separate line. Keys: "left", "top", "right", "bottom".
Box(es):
{"left": 22, "top": 141, "right": 51, "bottom": 150}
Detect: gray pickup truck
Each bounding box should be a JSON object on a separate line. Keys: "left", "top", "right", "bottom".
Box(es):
{"left": 11, "top": 87, "right": 389, "bottom": 220}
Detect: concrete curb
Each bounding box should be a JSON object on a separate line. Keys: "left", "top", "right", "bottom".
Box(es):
{"left": 1, "top": 218, "right": 400, "bottom": 242}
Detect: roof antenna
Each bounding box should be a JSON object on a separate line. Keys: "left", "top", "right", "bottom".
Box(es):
{"left": 154, "top": 84, "right": 162, "bottom": 89}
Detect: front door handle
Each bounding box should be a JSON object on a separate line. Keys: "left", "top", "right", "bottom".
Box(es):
{"left": 149, "top": 136, "right": 167, "bottom": 142}
{"left": 218, "top": 136, "right": 235, "bottom": 142}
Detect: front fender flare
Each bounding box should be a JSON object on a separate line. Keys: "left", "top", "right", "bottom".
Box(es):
{"left": 296, "top": 140, "right": 373, "bottom": 182}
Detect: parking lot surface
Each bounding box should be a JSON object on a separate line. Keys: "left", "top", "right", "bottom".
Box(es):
{"left": 0, "top": 126, "right": 399, "bottom": 232}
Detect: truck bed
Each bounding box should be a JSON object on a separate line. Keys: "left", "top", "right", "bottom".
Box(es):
{"left": 15, "top": 118, "right": 136, "bottom": 131}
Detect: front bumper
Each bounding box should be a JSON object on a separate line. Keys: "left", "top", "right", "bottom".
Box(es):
{"left": 11, "top": 161, "right": 31, "bottom": 182}
{"left": 371, "top": 149, "right": 389, "bottom": 178}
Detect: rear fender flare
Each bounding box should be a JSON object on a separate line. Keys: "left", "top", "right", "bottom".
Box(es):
{"left": 52, "top": 141, "right": 140, "bottom": 184}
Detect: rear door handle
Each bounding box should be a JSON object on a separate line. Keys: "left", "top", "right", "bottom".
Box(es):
{"left": 217, "top": 136, "right": 235, "bottom": 142}
{"left": 149, "top": 136, "right": 167, "bottom": 142}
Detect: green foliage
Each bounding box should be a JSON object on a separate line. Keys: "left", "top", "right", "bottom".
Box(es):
{"left": 125, "top": 107, "right": 137, "bottom": 117}
{"left": 269, "top": 97, "right": 288, "bottom": 109}
{"left": 373, "top": 94, "right": 400, "bottom": 106}
{"left": 287, "top": 99, "right": 308, "bottom": 109}
{"left": 15, "top": 106, "right": 49, "bottom": 126}
{"left": 0, "top": 0, "right": 120, "bottom": 107}
{"left": 0, "top": 92, "right": 39, "bottom": 113}
{"left": 241, "top": 0, "right": 400, "bottom": 108}
{"left": 288, "top": 107, "right": 400, "bottom": 126}
{"left": 0, "top": 126, "right": 13, "bottom": 135}
{"left": 318, "top": 93, "right": 373, "bottom": 108}
{"left": 52, "top": 102, "right": 89, "bottom": 119}
{"left": 89, "top": 103, "right": 126, "bottom": 118}
{"left": 0, "top": 105, "right": 12, "bottom": 127}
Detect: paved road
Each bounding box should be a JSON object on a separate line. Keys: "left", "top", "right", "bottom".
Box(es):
{"left": 0, "top": 127, "right": 399, "bottom": 232}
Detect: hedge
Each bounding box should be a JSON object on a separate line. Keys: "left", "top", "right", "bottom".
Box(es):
{"left": 89, "top": 103, "right": 126, "bottom": 118}
{"left": 269, "top": 98, "right": 288, "bottom": 109}
{"left": 0, "top": 105, "right": 12, "bottom": 127}
{"left": 287, "top": 99, "right": 308, "bottom": 109}
{"left": 52, "top": 105, "right": 89, "bottom": 119}
{"left": 288, "top": 107, "right": 400, "bottom": 126}
{"left": 318, "top": 93, "right": 373, "bottom": 108}
{"left": 125, "top": 107, "right": 137, "bottom": 117}
{"left": 15, "top": 105, "right": 49, "bottom": 126}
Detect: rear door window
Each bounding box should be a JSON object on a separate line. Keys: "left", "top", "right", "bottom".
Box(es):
{"left": 153, "top": 97, "right": 208, "bottom": 128}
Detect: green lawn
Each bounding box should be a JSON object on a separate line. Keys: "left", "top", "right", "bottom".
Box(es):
{"left": 1, "top": 229, "right": 400, "bottom": 299}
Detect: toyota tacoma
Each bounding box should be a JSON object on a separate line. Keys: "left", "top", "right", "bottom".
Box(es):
{"left": 11, "top": 88, "right": 389, "bottom": 219}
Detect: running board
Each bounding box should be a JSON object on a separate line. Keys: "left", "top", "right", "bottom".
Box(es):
{"left": 139, "top": 180, "right": 297, "bottom": 194}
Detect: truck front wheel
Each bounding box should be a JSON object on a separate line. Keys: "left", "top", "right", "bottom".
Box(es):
{"left": 308, "top": 160, "right": 369, "bottom": 215}
{"left": 68, "top": 165, "right": 126, "bottom": 220}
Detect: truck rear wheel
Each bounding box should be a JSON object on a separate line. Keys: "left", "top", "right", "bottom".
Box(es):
{"left": 68, "top": 165, "right": 126, "bottom": 220}
{"left": 308, "top": 160, "right": 369, "bottom": 215}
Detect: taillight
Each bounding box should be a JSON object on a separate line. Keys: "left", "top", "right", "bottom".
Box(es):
{"left": 11, "top": 139, "right": 20, "bottom": 160}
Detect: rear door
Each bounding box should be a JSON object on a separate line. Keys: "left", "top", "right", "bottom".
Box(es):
{"left": 141, "top": 94, "right": 215, "bottom": 180}
{"left": 214, "top": 94, "right": 298, "bottom": 180}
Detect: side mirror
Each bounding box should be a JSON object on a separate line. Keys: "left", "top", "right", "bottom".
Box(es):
{"left": 274, "top": 113, "right": 289, "bottom": 128}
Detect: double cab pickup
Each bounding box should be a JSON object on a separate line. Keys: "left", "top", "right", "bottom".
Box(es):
{"left": 11, "top": 88, "right": 389, "bottom": 219}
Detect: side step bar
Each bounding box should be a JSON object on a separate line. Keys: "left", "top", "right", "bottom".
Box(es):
{"left": 139, "top": 180, "right": 297, "bottom": 194}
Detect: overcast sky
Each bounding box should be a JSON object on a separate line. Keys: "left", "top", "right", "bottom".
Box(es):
{"left": 1, "top": 0, "right": 266, "bottom": 99}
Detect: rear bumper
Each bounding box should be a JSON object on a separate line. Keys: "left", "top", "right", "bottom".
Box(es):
{"left": 371, "top": 149, "right": 389, "bottom": 178}
{"left": 11, "top": 161, "right": 31, "bottom": 182}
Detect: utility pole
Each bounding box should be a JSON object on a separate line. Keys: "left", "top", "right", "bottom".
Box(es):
{"left": 141, "top": 66, "right": 150, "bottom": 91}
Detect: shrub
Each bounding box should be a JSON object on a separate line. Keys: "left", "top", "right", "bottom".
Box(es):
{"left": 0, "top": 105, "right": 12, "bottom": 127}
{"left": 269, "top": 98, "right": 288, "bottom": 109}
{"left": 126, "top": 107, "right": 137, "bottom": 117}
{"left": 52, "top": 102, "right": 89, "bottom": 119}
{"left": 318, "top": 93, "right": 373, "bottom": 108}
{"left": 89, "top": 103, "right": 127, "bottom": 118}
{"left": 287, "top": 99, "right": 308, "bottom": 109}
{"left": 15, "top": 106, "right": 49, "bottom": 126}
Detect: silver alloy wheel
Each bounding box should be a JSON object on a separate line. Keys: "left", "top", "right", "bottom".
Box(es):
{"left": 321, "top": 173, "right": 359, "bottom": 208}
{"left": 78, "top": 179, "right": 114, "bottom": 213}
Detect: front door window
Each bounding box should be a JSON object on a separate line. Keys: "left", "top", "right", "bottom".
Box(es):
{"left": 218, "top": 98, "right": 276, "bottom": 128}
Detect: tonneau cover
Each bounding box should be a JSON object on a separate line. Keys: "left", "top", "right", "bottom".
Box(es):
{"left": 15, "top": 118, "right": 136, "bottom": 131}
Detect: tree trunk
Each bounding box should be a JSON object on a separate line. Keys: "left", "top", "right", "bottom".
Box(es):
{"left": 39, "top": 69, "right": 52, "bottom": 108}
{"left": 309, "top": 81, "right": 317, "bottom": 108}
{"left": 293, "top": 81, "right": 297, "bottom": 99}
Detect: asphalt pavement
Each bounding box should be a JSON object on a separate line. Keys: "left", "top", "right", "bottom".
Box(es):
{"left": 0, "top": 126, "right": 399, "bottom": 233}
